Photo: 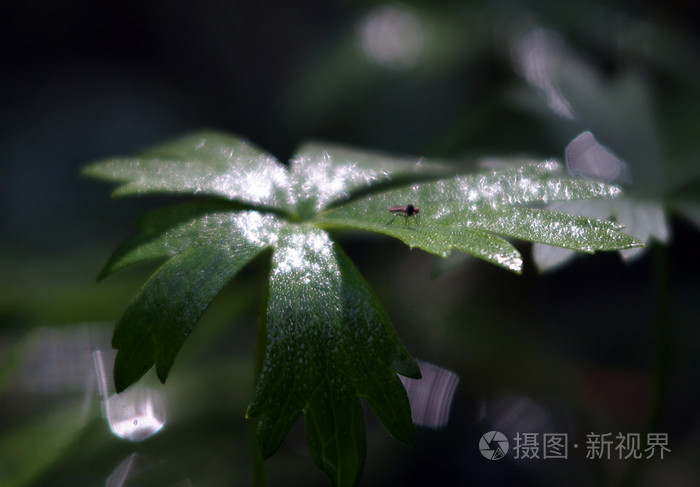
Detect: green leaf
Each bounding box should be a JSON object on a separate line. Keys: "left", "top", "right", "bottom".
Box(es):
{"left": 317, "top": 161, "right": 643, "bottom": 273}
{"left": 533, "top": 198, "right": 669, "bottom": 271}
{"left": 110, "top": 208, "right": 282, "bottom": 391}
{"left": 83, "top": 133, "right": 453, "bottom": 221}
{"left": 98, "top": 200, "right": 243, "bottom": 279}
{"left": 246, "top": 225, "right": 419, "bottom": 487}
{"left": 82, "top": 131, "right": 291, "bottom": 210}
{"left": 0, "top": 401, "right": 92, "bottom": 487}
{"left": 288, "top": 141, "right": 454, "bottom": 219}
{"left": 86, "top": 132, "right": 644, "bottom": 486}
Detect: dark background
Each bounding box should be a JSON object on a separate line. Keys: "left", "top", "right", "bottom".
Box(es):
{"left": 1, "top": 1, "right": 699, "bottom": 486}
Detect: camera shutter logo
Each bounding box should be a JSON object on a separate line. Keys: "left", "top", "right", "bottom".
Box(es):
{"left": 480, "top": 431, "right": 509, "bottom": 460}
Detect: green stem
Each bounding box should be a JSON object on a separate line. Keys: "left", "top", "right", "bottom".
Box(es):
{"left": 250, "top": 289, "right": 269, "bottom": 487}
{"left": 619, "top": 244, "right": 673, "bottom": 487}
{"left": 250, "top": 418, "right": 268, "bottom": 487}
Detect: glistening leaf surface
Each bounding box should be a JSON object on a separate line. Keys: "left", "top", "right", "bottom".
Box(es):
{"left": 98, "top": 200, "right": 246, "bottom": 279}
{"left": 533, "top": 198, "right": 669, "bottom": 271}
{"left": 86, "top": 132, "right": 644, "bottom": 486}
{"left": 83, "top": 132, "right": 291, "bottom": 209}
{"left": 110, "top": 208, "right": 283, "bottom": 392}
{"left": 317, "top": 161, "right": 643, "bottom": 273}
{"left": 290, "top": 142, "right": 452, "bottom": 216}
{"left": 246, "top": 225, "right": 419, "bottom": 487}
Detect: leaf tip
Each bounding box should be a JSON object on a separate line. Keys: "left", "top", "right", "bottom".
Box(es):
{"left": 609, "top": 184, "right": 624, "bottom": 197}
{"left": 155, "top": 361, "right": 171, "bottom": 384}
{"left": 96, "top": 265, "right": 112, "bottom": 282}
{"left": 82, "top": 160, "right": 116, "bottom": 181}
{"left": 391, "top": 420, "right": 416, "bottom": 447}
{"left": 395, "top": 355, "right": 422, "bottom": 380}
{"left": 629, "top": 238, "right": 646, "bottom": 249}
{"left": 80, "top": 162, "right": 101, "bottom": 177}
{"left": 245, "top": 404, "right": 258, "bottom": 419}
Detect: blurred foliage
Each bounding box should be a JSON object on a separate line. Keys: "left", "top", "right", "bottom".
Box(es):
{"left": 1, "top": 0, "right": 699, "bottom": 486}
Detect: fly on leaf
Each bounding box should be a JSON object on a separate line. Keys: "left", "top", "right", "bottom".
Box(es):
{"left": 386, "top": 204, "right": 420, "bottom": 227}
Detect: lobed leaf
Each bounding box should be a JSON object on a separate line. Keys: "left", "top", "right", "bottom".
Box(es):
{"left": 83, "top": 132, "right": 291, "bottom": 210}
{"left": 109, "top": 208, "right": 283, "bottom": 391}
{"left": 112, "top": 246, "right": 246, "bottom": 391}
{"left": 86, "top": 132, "right": 645, "bottom": 486}
{"left": 98, "top": 200, "right": 243, "bottom": 279}
{"left": 290, "top": 142, "right": 453, "bottom": 217}
{"left": 533, "top": 198, "right": 669, "bottom": 271}
{"left": 246, "top": 225, "right": 419, "bottom": 487}
{"left": 83, "top": 133, "right": 453, "bottom": 221}
{"left": 317, "top": 161, "right": 643, "bottom": 273}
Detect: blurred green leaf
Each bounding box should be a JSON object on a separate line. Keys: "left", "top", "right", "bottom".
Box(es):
{"left": 0, "top": 402, "right": 93, "bottom": 487}
{"left": 512, "top": 29, "right": 700, "bottom": 269}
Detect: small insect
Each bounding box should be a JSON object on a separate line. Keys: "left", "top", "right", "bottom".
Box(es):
{"left": 386, "top": 204, "right": 420, "bottom": 226}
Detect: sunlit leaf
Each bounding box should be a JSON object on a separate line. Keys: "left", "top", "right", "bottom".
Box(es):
{"left": 98, "top": 200, "right": 243, "bottom": 279}
{"left": 109, "top": 207, "right": 282, "bottom": 391}
{"left": 289, "top": 141, "right": 453, "bottom": 218}
{"left": 86, "top": 131, "right": 642, "bottom": 486}
{"left": 246, "top": 225, "right": 419, "bottom": 487}
{"left": 83, "top": 132, "right": 291, "bottom": 210}
{"left": 533, "top": 198, "right": 669, "bottom": 271}
{"left": 318, "top": 161, "right": 642, "bottom": 273}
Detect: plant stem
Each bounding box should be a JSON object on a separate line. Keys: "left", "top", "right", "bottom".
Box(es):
{"left": 619, "top": 244, "right": 673, "bottom": 487}
{"left": 250, "top": 420, "right": 268, "bottom": 487}
{"left": 250, "top": 291, "right": 269, "bottom": 487}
